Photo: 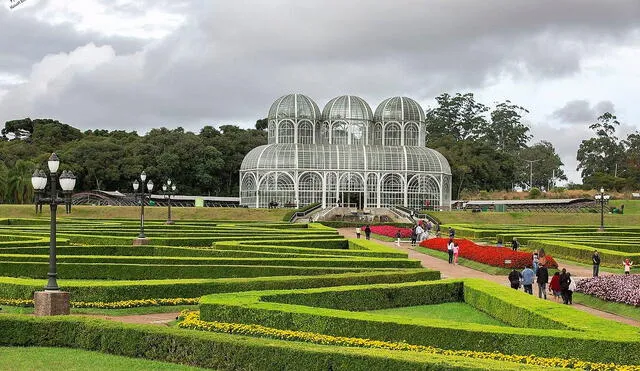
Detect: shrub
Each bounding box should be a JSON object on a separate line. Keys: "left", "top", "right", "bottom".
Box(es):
{"left": 528, "top": 188, "right": 542, "bottom": 199}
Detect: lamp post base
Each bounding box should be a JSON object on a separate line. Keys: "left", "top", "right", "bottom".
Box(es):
{"left": 598, "top": 226, "right": 605, "bottom": 232}
{"left": 132, "top": 237, "right": 151, "bottom": 245}
{"left": 165, "top": 220, "right": 175, "bottom": 225}
{"left": 33, "top": 291, "right": 70, "bottom": 316}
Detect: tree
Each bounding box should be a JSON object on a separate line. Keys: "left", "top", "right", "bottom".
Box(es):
{"left": 255, "top": 118, "right": 268, "bottom": 131}
{"left": 425, "top": 93, "right": 489, "bottom": 143}
{"left": 0, "top": 161, "right": 8, "bottom": 203}
{"left": 7, "top": 159, "right": 35, "bottom": 204}
{"left": 1, "top": 118, "right": 34, "bottom": 140}
{"left": 517, "top": 141, "right": 567, "bottom": 189}
{"left": 485, "top": 101, "right": 531, "bottom": 153}
{"left": 576, "top": 112, "right": 625, "bottom": 181}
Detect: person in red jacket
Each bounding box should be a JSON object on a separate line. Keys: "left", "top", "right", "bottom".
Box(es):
{"left": 549, "top": 271, "right": 561, "bottom": 302}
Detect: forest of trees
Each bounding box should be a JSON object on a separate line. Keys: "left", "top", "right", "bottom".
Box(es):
{"left": 0, "top": 92, "right": 637, "bottom": 204}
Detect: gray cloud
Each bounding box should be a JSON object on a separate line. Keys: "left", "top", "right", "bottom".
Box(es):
{"left": 551, "top": 100, "right": 616, "bottom": 124}
{"left": 0, "top": 0, "right": 639, "bottom": 133}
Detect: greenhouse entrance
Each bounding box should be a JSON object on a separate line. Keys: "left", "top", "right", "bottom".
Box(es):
{"left": 341, "top": 192, "right": 364, "bottom": 209}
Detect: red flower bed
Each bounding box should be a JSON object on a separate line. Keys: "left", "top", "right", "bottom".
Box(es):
{"left": 368, "top": 225, "right": 412, "bottom": 238}
{"left": 419, "top": 238, "right": 558, "bottom": 269}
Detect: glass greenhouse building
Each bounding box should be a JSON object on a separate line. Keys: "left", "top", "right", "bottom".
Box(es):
{"left": 239, "top": 94, "right": 452, "bottom": 210}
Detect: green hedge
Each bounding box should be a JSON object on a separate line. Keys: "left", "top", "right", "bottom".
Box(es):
{"left": 0, "top": 269, "right": 439, "bottom": 301}
{"left": 199, "top": 279, "right": 640, "bottom": 364}
{"left": 0, "top": 315, "right": 542, "bottom": 370}
{"left": 0, "top": 261, "right": 387, "bottom": 280}
{"left": 527, "top": 240, "right": 640, "bottom": 266}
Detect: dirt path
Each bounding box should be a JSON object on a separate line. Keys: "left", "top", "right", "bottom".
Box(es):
{"left": 339, "top": 228, "right": 640, "bottom": 328}
{"left": 78, "top": 311, "right": 179, "bottom": 325}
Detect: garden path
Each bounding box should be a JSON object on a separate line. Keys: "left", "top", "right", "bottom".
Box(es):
{"left": 337, "top": 228, "right": 640, "bottom": 328}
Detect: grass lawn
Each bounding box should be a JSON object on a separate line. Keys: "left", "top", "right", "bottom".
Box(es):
{"left": 0, "top": 305, "right": 197, "bottom": 316}
{"left": 365, "top": 302, "right": 508, "bottom": 327}
{"left": 0, "top": 204, "right": 289, "bottom": 222}
{"left": 573, "top": 293, "right": 640, "bottom": 322}
{"left": 429, "top": 211, "right": 640, "bottom": 226}
{"left": 0, "top": 347, "right": 205, "bottom": 370}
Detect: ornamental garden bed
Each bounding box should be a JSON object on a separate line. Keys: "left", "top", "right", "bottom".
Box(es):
{"left": 419, "top": 238, "right": 558, "bottom": 269}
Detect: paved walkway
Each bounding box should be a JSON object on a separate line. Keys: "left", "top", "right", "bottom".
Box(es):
{"left": 79, "top": 311, "right": 179, "bottom": 326}
{"left": 338, "top": 228, "right": 640, "bottom": 328}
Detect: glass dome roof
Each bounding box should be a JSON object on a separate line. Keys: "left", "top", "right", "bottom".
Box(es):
{"left": 241, "top": 144, "right": 451, "bottom": 174}
{"left": 268, "top": 94, "right": 321, "bottom": 121}
{"left": 374, "top": 96, "right": 425, "bottom": 123}
{"left": 322, "top": 95, "right": 373, "bottom": 122}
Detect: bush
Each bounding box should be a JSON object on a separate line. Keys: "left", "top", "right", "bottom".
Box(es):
{"left": 528, "top": 188, "right": 542, "bottom": 199}
{"left": 576, "top": 275, "right": 640, "bottom": 306}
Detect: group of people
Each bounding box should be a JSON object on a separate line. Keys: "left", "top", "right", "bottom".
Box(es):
{"left": 447, "top": 237, "right": 459, "bottom": 265}
{"left": 409, "top": 221, "right": 434, "bottom": 246}
{"left": 509, "top": 265, "right": 576, "bottom": 304}
{"left": 354, "top": 225, "right": 372, "bottom": 240}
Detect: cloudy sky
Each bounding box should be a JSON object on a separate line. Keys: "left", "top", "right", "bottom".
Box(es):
{"left": 1, "top": 0, "right": 640, "bottom": 183}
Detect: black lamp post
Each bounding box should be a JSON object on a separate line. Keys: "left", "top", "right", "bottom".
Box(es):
{"left": 595, "top": 187, "right": 610, "bottom": 232}
{"left": 30, "top": 153, "right": 76, "bottom": 291}
{"left": 132, "top": 171, "right": 154, "bottom": 241}
{"left": 162, "top": 179, "right": 177, "bottom": 225}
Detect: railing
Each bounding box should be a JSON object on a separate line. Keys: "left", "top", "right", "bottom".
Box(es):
{"left": 289, "top": 203, "right": 323, "bottom": 223}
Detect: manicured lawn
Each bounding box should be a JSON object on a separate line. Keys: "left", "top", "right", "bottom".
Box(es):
{"left": 573, "top": 293, "right": 640, "bottom": 322}
{"left": 429, "top": 211, "right": 640, "bottom": 226}
{"left": 0, "top": 347, "right": 205, "bottom": 370}
{"left": 365, "top": 302, "right": 509, "bottom": 327}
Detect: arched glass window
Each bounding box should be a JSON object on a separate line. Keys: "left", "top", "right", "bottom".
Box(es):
{"left": 381, "top": 174, "right": 404, "bottom": 206}
{"left": 350, "top": 123, "right": 364, "bottom": 145}
{"left": 298, "top": 172, "right": 323, "bottom": 206}
{"left": 298, "top": 121, "right": 313, "bottom": 144}
{"left": 240, "top": 173, "right": 257, "bottom": 207}
{"left": 384, "top": 123, "right": 400, "bottom": 146}
{"left": 278, "top": 121, "right": 294, "bottom": 144}
{"left": 268, "top": 122, "right": 276, "bottom": 144}
{"left": 331, "top": 122, "right": 348, "bottom": 145}
{"left": 404, "top": 123, "right": 419, "bottom": 146}
{"left": 373, "top": 123, "right": 382, "bottom": 145}
{"left": 407, "top": 175, "right": 440, "bottom": 210}
{"left": 318, "top": 122, "right": 330, "bottom": 144}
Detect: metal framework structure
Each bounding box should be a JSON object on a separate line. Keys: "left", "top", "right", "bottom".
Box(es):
{"left": 240, "top": 94, "right": 452, "bottom": 210}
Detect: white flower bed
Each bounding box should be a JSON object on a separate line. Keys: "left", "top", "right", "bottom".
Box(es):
{"left": 576, "top": 275, "right": 640, "bottom": 306}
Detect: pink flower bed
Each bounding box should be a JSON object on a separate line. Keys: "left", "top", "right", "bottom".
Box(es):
{"left": 368, "top": 225, "right": 412, "bottom": 238}
{"left": 576, "top": 275, "right": 640, "bottom": 306}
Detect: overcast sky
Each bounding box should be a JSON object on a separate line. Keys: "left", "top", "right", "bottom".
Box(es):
{"left": 1, "top": 0, "right": 639, "bottom": 184}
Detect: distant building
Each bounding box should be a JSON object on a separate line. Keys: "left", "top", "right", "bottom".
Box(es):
{"left": 239, "top": 94, "right": 452, "bottom": 209}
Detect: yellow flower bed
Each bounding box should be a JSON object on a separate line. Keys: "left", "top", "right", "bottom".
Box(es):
{"left": 178, "top": 310, "right": 640, "bottom": 371}
{"left": 0, "top": 297, "right": 199, "bottom": 309}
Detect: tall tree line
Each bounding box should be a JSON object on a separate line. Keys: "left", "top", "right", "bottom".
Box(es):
{"left": 0, "top": 118, "right": 267, "bottom": 203}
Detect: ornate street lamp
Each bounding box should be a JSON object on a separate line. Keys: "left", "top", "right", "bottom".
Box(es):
{"left": 132, "top": 171, "right": 154, "bottom": 243}
{"left": 30, "top": 153, "right": 76, "bottom": 316}
{"left": 595, "top": 187, "right": 610, "bottom": 232}
{"left": 162, "top": 179, "right": 177, "bottom": 225}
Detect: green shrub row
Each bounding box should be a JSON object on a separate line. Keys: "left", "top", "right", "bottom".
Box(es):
{"left": 0, "top": 261, "right": 389, "bottom": 280}
{"left": 199, "top": 279, "right": 640, "bottom": 364}
{"left": 0, "top": 269, "right": 439, "bottom": 302}
{"left": 527, "top": 240, "right": 640, "bottom": 266}
{"left": 0, "top": 315, "right": 542, "bottom": 370}
{"left": 0, "top": 254, "right": 421, "bottom": 269}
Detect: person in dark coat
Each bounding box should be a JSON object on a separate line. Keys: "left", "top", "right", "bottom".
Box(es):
{"left": 592, "top": 250, "right": 601, "bottom": 277}
{"left": 559, "top": 268, "right": 570, "bottom": 304}
{"left": 508, "top": 268, "right": 522, "bottom": 290}
{"left": 364, "top": 225, "right": 371, "bottom": 240}
{"left": 536, "top": 265, "right": 549, "bottom": 299}
{"left": 511, "top": 237, "right": 520, "bottom": 251}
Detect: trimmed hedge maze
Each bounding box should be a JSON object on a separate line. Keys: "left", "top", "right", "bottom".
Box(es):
{"left": 0, "top": 218, "right": 437, "bottom": 304}
{"left": 198, "top": 279, "right": 640, "bottom": 367}
{"left": 447, "top": 223, "right": 640, "bottom": 269}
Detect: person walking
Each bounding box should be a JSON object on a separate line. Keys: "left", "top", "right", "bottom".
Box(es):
{"left": 511, "top": 237, "right": 520, "bottom": 252}
{"left": 395, "top": 229, "right": 402, "bottom": 247}
{"left": 549, "top": 271, "right": 561, "bottom": 302}
{"left": 410, "top": 226, "right": 418, "bottom": 247}
{"left": 521, "top": 265, "right": 535, "bottom": 295}
{"left": 623, "top": 259, "right": 634, "bottom": 275}
{"left": 508, "top": 268, "right": 522, "bottom": 290}
{"left": 355, "top": 226, "right": 361, "bottom": 239}
{"left": 447, "top": 238, "right": 455, "bottom": 264}
{"left": 592, "top": 250, "right": 601, "bottom": 277}
{"left": 559, "top": 269, "right": 570, "bottom": 304}
{"left": 536, "top": 264, "right": 549, "bottom": 299}
{"left": 532, "top": 250, "right": 539, "bottom": 274}
{"left": 415, "top": 224, "right": 425, "bottom": 243}
{"left": 364, "top": 225, "right": 371, "bottom": 240}
{"left": 566, "top": 273, "right": 576, "bottom": 305}
{"left": 453, "top": 242, "right": 460, "bottom": 265}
